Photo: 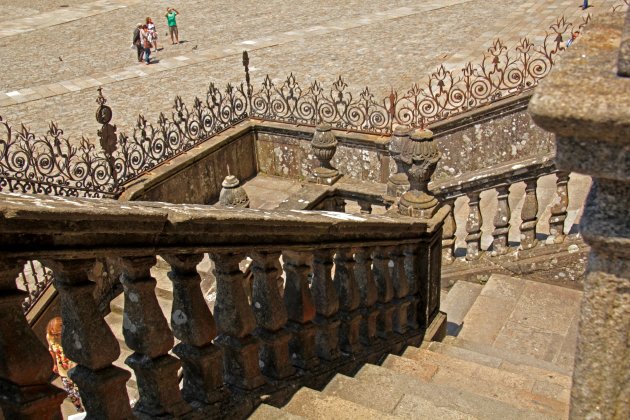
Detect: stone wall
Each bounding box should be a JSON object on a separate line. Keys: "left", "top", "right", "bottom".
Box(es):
{"left": 254, "top": 122, "right": 390, "bottom": 184}
{"left": 120, "top": 93, "right": 554, "bottom": 205}
{"left": 254, "top": 93, "right": 555, "bottom": 184}
{"left": 431, "top": 93, "right": 555, "bottom": 181}
{"left": 120, "top": 123, "right": 258, "bottom": 204}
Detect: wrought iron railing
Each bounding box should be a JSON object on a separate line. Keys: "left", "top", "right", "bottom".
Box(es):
{"left": 17, "top": 260, "right": 54, "bottom": 313}
{"left": 0, "top": 13, "right": 595, "bottom": 200}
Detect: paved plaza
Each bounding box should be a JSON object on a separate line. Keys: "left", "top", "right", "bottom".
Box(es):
{"left": 0, "top": 0, "right": 617, "bottom": 141}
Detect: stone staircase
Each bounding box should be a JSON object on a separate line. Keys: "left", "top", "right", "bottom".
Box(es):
{"left": 250, "top": 274, "right": 582, "bottom": 419}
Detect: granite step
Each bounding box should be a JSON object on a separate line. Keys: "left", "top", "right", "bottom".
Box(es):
{"left": 441, "top": 281, "right": 484, "bottom": 336}
{"left": 282, "top": 387, "right": 398, "bottom": 419}
{"left": 428, "top": 341, "right": 572, "bottom": 390}
{"left": 354, "top": 363, "right": 548, "bottom": 419}
{"left": 249, "top": 403, "right": 306, "bottom": 419}
{"left": 403, "top": 346, "right": 571, "bottom": 405}
{"left": 322, "top": 373, "right": 475, "bottom": 419}
{"left": 383, "top": 353, "right": 568, "bottom": 418}
{"left": 443, "top": 336, "right": 572, "bottom": 377}
{"left": 454, "top": 274, "right": 581, "bottom": 372}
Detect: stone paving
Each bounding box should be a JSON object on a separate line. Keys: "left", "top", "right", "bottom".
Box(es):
{"left": 0, "top": 0, "right": 623, "bottom": 141}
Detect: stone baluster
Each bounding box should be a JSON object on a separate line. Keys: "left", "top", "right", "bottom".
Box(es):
{"left": 310, "top": 249, "right": 341, "bottom": 360}
{"left": 0, "top": 258, "right": 66, "bottom": 418}
{"left": 163, "top": 253, "right": 224, "bottom": 407}
{"left": 549, "top": 171, "right": 570, "bottom": 244}
{"left": 118, "top": 256, "right": 190, "bottom": 417}
{"left": 44, "top": 258, "right": 132, "bottom": 418}
{"left": 211, "top": 252, "right": 265, "bottom": 389}
{"left": 250, "top": 251, "right": 295, "bottom": 379}
{"left": 520, "top": 178, "right": 539, "bottom": 249}
{"left": 465, "top": 191, "right": 483, "bottom": 260}
{"left": 282, "top": 251, "right": 318, "bottom": 369}
{"left": 333, "top": 248, "right": 362, "bottom": 354}
{"left": 386, "top": 125, "right": 411, "bottom": 198}
{"left": 372, "top": 246, "right": 395, "bottom": 339}
{"left": 390, "top": 246, "right": 411, "bottom": 334}
{"left": 441, "top": 199, "right": 457, "bottom": 264}
{"left": 354, "top": 247, "right": 379, "bottom": 345}
{"left": 357, "top": 200, "right": 373, "bottom": 215}
{"left": 491, "top": 185, "right": 511, "bottom": 256}
{"left": 403, "top": 244, "right": 420, "bottom": 331}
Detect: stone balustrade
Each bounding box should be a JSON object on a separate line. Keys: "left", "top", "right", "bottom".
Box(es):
{"left": 0, "top": 192, "right": 447, "bottom": 418}
{"left": 431, "top": 153, "right": 573, "bottom": 262}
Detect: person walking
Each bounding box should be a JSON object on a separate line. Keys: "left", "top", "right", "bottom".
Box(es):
{"left": 132, "top": 23, "right": 143, "bottom": 62}
{"left": 165, "top": 7, "right": 180, "bottom": 44}
{"left": 146, "top": 17, "right": 159, "bottom": 52}
{"left": 47, "top": 317, "right": 84, "bottom": 413}
{"left": 140, "top": 24, "right": 152, "bottom": 64}
{"left": 582, "top": 0, "right": 589, "bottom": 9}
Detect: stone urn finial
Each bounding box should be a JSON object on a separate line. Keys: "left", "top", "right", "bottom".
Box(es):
{"left": 310, "top": 123, "right": 341, "bottom": 185}
{"left": 398, "top": 128, "right": 441, "bottom": 218}
{"left": 219, "top": 175, "right": 250, "bottom": 208}
{"left": 386, "top": 125, "right": 411, "bottom": 198}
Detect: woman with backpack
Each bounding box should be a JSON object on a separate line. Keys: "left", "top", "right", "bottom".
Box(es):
{"left": 140, "top": 24, "right": 152, "bottom": 65}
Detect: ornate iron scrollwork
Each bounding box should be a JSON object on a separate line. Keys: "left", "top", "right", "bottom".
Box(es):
{"left": 0, "top": 12, "right": 596, "bottom": 199}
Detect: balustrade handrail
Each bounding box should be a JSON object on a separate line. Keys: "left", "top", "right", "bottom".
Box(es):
{"left": 431, "top": 153, "right": 556, "bottom": 200}
{"left": 0, "top": 193, "right": 448, "bottom": 259}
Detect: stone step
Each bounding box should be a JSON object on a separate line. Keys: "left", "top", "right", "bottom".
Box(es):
{"left": 441, "top": 281, "right": 484, "bottom": 336}
{"left": 322, "top": 373, "right": 475, "bottom": 419}
{"left": 443, "top": 336, "right": 572, "bottom": 376}
{"left": 403, "top": 347, "right": 571, "bottom": 404}
{"left": 282, "top": 387, "right": 398, "bottom": 419}
{"left": 382, "top": 353, "right": 568, "bottom": 418}
{"left": 428, "top": 341, "right": 572, "bottom": 390}
{"left": 249, "top": 403, "right": 306, "bottom": 419}
{"left": 354, "top": 363, "right": 548, "bottom": 419}
{"left": 455, "top": 274, "right": 581, "bottom": 372}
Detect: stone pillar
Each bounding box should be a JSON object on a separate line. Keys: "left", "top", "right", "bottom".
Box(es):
{"left": 398, "top": 129, "right": 441, "bottom": 219}
{"left": 354, "top": 247, "right": 379, "bottom": 345}
{"left": 529, "top": 12, "right": 630, "bottom": 418}
{"left": 333, "top": 248, "right": 362, "bottom": 354}
{"left": 520, "top": 178, "right": 539, "bottom": 250}
{"left": 118, "top": 256, "right": 190, "bottom": 418}
{"left": 357, "top": 200, "right": 373, "bottom": 215}
{"left": 373, "top": 246, "right": 395, "bottom": 339}
{"left": 250, "top": 251, "right": 294, "bottom": 379}
{"left": 390, "top": 246, "right": 411, "bottom": 334}
{"left": 282, "top": 251, "right": 319, "bottom": 369}
{"left": 491, "top": 184, "right": 511, "bottom": 256}
{"left": 44, "top": 258, "right": 132, "bottom": 418}
{"left": 441, "top": 199, "right": 457, "bottom": 264}
{"left": 386, "top": 126, "right": 411, "bottom": 198}
{"left": 0, "top": 258, "right": 66, "bottom": 418}
{"left": 549, "top": 171, "right": 570, "bottom": 244}
{"left": 465, "top": 191, "right": 483, "bottom": 260}
{"left": 163, "top": 253, "right": 224, "bottom": 406}
{"left": 310, "top": 124, "right": 341, "bottom": 185}
{"left": 403, "top": 244, "right": 421, "bottom": 331}
{"left": 310, "top": 249, "right": 341, "bottom": 360}
{"left": 218, "top": 175, "right": 250, "bottom": 208}
{"left": 211, "top": 252, "right": 265, "bottom": 390}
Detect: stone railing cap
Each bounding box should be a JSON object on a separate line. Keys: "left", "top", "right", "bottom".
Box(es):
{"left": 529, "top": 12, "right": 630, "bottom": 146}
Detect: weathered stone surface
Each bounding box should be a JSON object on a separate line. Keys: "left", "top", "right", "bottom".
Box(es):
{"left": 530, "top": 11, "right": 630, "bottom": 419}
